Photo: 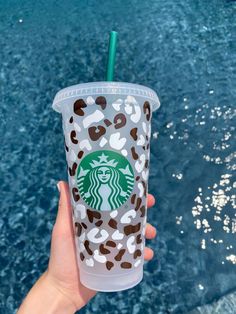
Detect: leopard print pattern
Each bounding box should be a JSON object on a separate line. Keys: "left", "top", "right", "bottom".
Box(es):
{"left": 63, "top": 95, "right": 151, "bottom": 272}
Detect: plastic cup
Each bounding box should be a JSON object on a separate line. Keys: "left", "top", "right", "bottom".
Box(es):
{"left": 52, "top": 81, "right": 160, "bottom": 291}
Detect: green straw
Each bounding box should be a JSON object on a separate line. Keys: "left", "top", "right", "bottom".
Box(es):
{"left": 106, "top": 31, "right": 118, "bottom": 81}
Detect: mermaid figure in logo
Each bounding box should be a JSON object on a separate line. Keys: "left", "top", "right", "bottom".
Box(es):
{"left": 82, "top": 153, "right": 133, "bottom": 211}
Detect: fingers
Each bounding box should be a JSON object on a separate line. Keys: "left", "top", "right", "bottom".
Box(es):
{"left": 147, "top": 194, "right": 155, "bottom": 208}
{"left": 54, "top": 183, "right": 156, "bottom": 260}
{"left": 144, "top": 224, "right": 156, "bottom": 261}
{"left": 145, "top": 223, "right": 156, "bottom": 239}
{"left": 54, "top": 181, "right": 73, "bottom": 236}
{"left": 145, "top": 194, "right": 156, "bottom": 261}
{"left": 146, "top": 193, "right": 156, "bottom": 239}
{"left": 144, "top": 247, "right": 154, "bottom": 261}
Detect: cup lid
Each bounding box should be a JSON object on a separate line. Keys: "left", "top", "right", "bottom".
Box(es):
{"left": 52, "top": 81, "right": 160, "bottom": 113}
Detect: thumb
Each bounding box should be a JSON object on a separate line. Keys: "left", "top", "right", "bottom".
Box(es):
{"left": 54, "top": 181, "right": 73, "bottom": 236}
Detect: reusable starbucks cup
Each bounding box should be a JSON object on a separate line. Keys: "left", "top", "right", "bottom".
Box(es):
{"left": 52, "top": 81, "right": 160, "bottom": 291}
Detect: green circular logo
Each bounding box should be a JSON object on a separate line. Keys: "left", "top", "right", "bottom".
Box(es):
{"left": 77, "top": 150, "right": 134, "bottom": 211}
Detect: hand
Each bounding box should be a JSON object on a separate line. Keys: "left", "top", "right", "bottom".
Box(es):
{"left": 18, "top": 181, "right": 157, "bottom": 314}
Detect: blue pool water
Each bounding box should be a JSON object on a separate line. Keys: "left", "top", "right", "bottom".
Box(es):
{"left": 0, "top": 0, "right": 235, "bottom": 313}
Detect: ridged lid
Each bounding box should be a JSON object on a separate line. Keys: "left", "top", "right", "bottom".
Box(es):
{"left": 52, "top": 81, "right": 160, "bottom": 113}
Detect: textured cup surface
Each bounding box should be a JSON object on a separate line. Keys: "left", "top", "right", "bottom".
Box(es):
{"left": 53, "top": 82, "right": 159, "bottom": 291}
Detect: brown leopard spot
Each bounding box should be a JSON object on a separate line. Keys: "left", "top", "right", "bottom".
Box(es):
{"left": 124, "top": 223, "right": 141, "bottom": 236}
{"left": 134, "top": 249, "right": 142, "bottom": 259}
{"left": 78, "top": 151, "right": 84, "bottom": 159}
{"left": 143, "top": 101, "right": 151, "bottom": 121}
{"left": 136, "top": 176, "right": 140, "bottom": 181}
{"left": 70, "top": 130, "right": 78, "bottom": 144}
{"left": 75, "top": 222, "right": 82, "bottom": 237}
{"left": 135, "top": 197, "right": 142, "bottom": 211}
{"left": 106, "top": 261, "right": 114, "bottom": 270}
{"left": 95, "top": 220, "right": 103, "bottom": 227}
{"left": 104, "top": 119, "right": 112, "bottom": 127}
{"left": 140, "top": 206, "right": 146, "bottom": 218}
{"left": 136, "top": 234, "right": 142, "bottom": 244}
{"left": 131, "top": 194, "right": 136, "bottom": 205}
{"left": 130, "top": 128, "right": 138, "bottom": 141}
{"left": 145, "top": 159, "right": 149, "bottom": 169}
{"left": 84, "top": 240, "right": 93, "bottom": 255}
{"left": 146, "top": 135, "right": 149, "bottom": 141}
{"left": 106, "top": 240, "right": 116, "bottom": 248}
{"left": 81, "top": 222, "right": 87, "bottom": 229}
{"left": 141, "top": 181, "right": 147, "bottom": 196}
{"left": 131, "top": 147, "right": 139, "bottom": 160}
{"left": 87, "top": 209, "right": 101, "bottom": 223}
{"left": 121, "top": 262, "right": 132, "bottom": 269}
{"left": 72, "top": 188, "right": 80, "bottom": 202}
{"left": 69, "top": 116, "right": 73, "bottom": 123}
{"left": 147, "top": 143, "right": 150, "bottom": 150}
{"left": 114, "top": 249, "right": 125, "bottom": 261}
{"left": 142, "top": 146, "right": 146, "bottom": 150}
{"left": 65, "top": 144, "right": 69, "bottom": 152}
{"left": 99, "top": 244, "right": 111, "bottom": 255}
{"left": 88, "top": 126, "right": 106, "bottom": 141}
{"left": 80, "top": 253, "right": 85, "bottom": 261}
{"left": 95, "top": 96, "right": 107, "bottom": 110}
{"left": 69, "top": 162, "right": 77, "bottom": 176}
{"left": 74, "top": 99, "right": 87, "bottom": 116}
{"left": 108, "top": 219, "right": 117, "bottom": 229}
{"left": 114, "top": 113, "right": 126, "bottom": 129}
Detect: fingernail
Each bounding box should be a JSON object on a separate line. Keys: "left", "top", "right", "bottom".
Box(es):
{"left": 57, "top": 182, "right": 61, "bottom": 192}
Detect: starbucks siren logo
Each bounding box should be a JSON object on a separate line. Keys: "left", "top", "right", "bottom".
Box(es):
{"left": 77, "top": 150, "right": 134, "bottom": 211}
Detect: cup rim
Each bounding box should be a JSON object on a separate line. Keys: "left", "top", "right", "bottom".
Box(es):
{"left": 52, "top": 81, "right": 160, "bottom": 113}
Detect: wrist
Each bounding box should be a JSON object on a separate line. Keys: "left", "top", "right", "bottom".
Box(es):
{"left": 18, "top": 272, "right": 77, "bottom": 314}
{"left": 44, "top": 271, "right": 78, "bottom": 313}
